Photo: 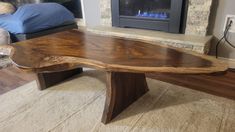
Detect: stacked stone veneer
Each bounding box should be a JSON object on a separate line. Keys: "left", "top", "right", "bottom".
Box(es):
{"left": 185, "top": 0, "right": 213, "bottom": 36}
{"left": 100, "top": 0, "right": 112, "bottom": 27}
{"left": 98, "top": 0, "right": 213, "bottom": 54}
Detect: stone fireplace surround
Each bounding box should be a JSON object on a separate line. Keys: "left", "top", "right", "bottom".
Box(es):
{"left": 81, "top": 0, "right": 214, "bottom": 54}
{"left": 100, "top": 0, "right": 213, "bottom": 36}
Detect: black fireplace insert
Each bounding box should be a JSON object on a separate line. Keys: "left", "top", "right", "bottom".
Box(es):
{"left": 112, "top": 0, "right": 187, "bottom": 33}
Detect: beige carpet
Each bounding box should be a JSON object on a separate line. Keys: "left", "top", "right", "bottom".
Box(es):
{"left": 0, "top": 70, "right": 234, "bottom": 132}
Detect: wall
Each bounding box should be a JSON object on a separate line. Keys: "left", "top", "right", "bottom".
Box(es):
{"left": 81, "top": 0, "right": 100, "bottom": 26}
{"left": 210, "top": 0, "right": 235, "bottom": 59}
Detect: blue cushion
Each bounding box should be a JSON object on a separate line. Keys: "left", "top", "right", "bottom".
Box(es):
{"left": 0, "top": 3, "right": 75, "bottom": 34}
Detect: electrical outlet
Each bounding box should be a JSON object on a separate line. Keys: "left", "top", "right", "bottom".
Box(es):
{"left": 224, "top": 15, "right": 235, "bottom": 33}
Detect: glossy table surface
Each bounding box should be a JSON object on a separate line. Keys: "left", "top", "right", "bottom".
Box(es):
{"left": 0, "top": 29, "right": 227, "bottom": 74}
{"left": 0, "top": 29, "right": 229, "bottom": 124}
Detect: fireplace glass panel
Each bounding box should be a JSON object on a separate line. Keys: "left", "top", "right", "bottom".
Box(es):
{"left": 119, "top": 0, "right": 171, "bottom": 20}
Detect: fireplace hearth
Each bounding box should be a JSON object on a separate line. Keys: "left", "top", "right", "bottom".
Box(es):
{"left": 112, "top": 0, "right": 186, "bottom": 33}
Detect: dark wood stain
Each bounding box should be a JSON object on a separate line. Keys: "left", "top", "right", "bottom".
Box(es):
{"left": 1, "top": 67, "right": 234, "bottom": 100}
{"left": 102, "top": 72, "right": 149, "bottom": 124}
{"left": 9, "top": 30, "right": 220, "bottom": 73}
{"left": 147, "top": 69, "right": 235, "bottom": 100}
{"left": 0, "top": 29, "right": 230, "bottom": 124}
{"left": 0, "top": 66, "right": 35, "bottom": 95}
{"left": 36, "top": 68, "right": 83, "bottom": 90}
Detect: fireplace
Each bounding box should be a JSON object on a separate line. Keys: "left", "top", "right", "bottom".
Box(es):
{"left": 111, "top": 0, "right": 187, "bottom": 33}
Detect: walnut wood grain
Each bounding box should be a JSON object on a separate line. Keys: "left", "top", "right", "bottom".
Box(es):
{"left": 102, "top": 72, "right": 149, "bottom": 124}
{"left": 0, "top": 29, "right": 229, "bottom": 124}
{"left": 36, "top": 68, "right": 83, "bottom": 90}
{"left": 0, "top": 29, "right": 227, "bottom": 74}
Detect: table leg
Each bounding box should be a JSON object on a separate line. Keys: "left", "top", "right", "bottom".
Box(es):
{"left": 36, "top": 68, "right": 83, "bottom": 90}
{"left": 102, "top": 72, "right": 149, "bottom": 124}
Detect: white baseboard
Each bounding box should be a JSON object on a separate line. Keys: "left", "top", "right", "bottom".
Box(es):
{"left": 75, "top": 18, "right": 85, "bottom": 27}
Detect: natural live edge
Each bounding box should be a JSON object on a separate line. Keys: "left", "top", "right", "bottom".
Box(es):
{"left": 1, "top": 51, "right": 227, "bottom": 74}
{"left": 0, "top": 29, "right": 228, "bottom": 74}
{"left": 0, "top": 45, "right": 13, "bottom": 56}
{"left": 37, "top": 56, "right": 226, "bottom": 74}
{"left": 0, "top": 46, "right": 227, "bottom": 74}
{"left": 0, "top": 29, "right": 230, "bottom": 124}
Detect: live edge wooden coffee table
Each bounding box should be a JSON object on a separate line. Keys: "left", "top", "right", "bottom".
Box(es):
{"left": 0, "top": 29, "right": 227, "bottom": 124}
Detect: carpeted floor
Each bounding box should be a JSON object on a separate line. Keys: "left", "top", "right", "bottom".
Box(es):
{"left": 0, "top": 70, "right": 234, "bottom": 132}
{"left": 0, "top": 56, "right": 11, "bottom": 69}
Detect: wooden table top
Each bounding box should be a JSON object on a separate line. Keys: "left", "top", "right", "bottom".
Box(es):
{"left": 0, "top": 29, "right": 227, "bottom": 73}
